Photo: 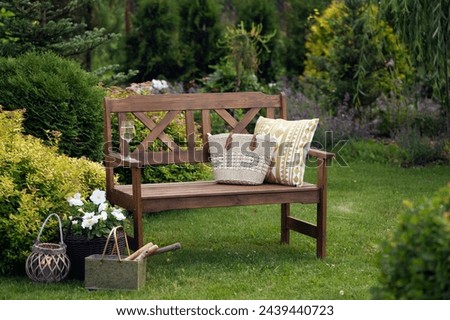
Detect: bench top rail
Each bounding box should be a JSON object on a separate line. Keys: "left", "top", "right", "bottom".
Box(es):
{"left": 105, "top": 92, "right": 284, "bottom": 112}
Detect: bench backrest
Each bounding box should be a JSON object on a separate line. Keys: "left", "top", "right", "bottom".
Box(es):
{"left": 103, "top": 92, "right": 286, "bottom": 166}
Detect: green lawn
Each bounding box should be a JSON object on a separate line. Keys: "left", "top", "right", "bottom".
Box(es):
{"left": 1, "top": 162, "right": 449, "bottom": 300}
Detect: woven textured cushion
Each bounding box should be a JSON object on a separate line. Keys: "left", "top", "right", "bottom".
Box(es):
{"left": 254, "top": 116, "right": 319, "bottom": 187}
{"left": 208, "top": 133, "right": 276, "bottom": 185}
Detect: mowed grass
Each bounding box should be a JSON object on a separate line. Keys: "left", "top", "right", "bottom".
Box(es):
{"left": 1, "top": 162, "right": 449, "bottom": 300}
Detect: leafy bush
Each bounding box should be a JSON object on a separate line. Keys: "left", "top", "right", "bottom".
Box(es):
{"left": 0, "top": 109, "right": 105, "bottom": 275}
{"left": 0, "top": 51, "right": 104, "bottom": 161}
{"left": 201, "top": 59, "right": 263, "bottom": 93}
{"left": 372, "top": 183, "right": 450, "bottom": 299}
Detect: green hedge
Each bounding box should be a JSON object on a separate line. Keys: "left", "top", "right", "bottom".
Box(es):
{"left": 0, "top": 109, "right": 105, "bottom": 275}
{"left": 372, "top": 183, "right": 450, "bottom": 299}
{"left": 0, "top": 51, "right": 104, "bottom": 161}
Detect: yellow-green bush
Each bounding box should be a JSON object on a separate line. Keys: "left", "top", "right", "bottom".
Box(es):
{"left": 0, "top": 109, "right": 105, "bottom": 275}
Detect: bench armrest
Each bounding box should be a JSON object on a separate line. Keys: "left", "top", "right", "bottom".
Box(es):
{"left": 308, "top": 148, "right": 335, "bottom": 160}
{"left": 307, "top": 148, "right": 334, "bottom": 189}
{"left": 104, "top": 152, "right": 142, "bottom": 168}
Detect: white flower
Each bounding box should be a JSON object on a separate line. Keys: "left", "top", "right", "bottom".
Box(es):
{"left": 152, "top": 79, "right": 169, "bottom": 91}
{"left": 99, "top": 211, "right": 108, "bottom": 221}
{"left": 68, "top": 193, "right": 83, "bottom": 206}
{"left": 111, "top": 208, "right": 126, "bottom": 221}
{"left": 66, "top": 190, "right": 127, "bottom": 238}
{"left": 83, "top": 211, "right": 95, "bottom": 219}
{"left": 81, "top": 215, "right": 100, "bottom": 230}
{"left": 98, "top": 202, "right": 108, "bottom": 213}
{"left": 89, "top": 189, "right": 106, "bottom": 205}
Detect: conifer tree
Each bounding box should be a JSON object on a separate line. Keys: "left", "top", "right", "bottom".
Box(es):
{"left": 0, "top": 0, "right": 117, "bottom": 58}
{"left": 178, "top": 0, "right": 223, "bottom": 80}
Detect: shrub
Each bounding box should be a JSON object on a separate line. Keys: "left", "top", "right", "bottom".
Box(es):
{"left": 0, "top": 109, "right": 105, "bottom": 275}
{"left": 126, "top": 0, "right": 224, "bottom": 82}
{"left": 0, "top": 51, "right": 104, "bottom": 161}
{"left": 200, "top": 59, "right": 263, "bottom": 93}
{"left": 372, "top": 184, "right": 450, "bottom": 299}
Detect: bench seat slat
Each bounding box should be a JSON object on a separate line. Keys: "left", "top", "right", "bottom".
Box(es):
{"left": 110, "top": 181, "right": 320, "bottom": 213}
{"left": 114, "top": 181, "right": 318, "bottom": 199}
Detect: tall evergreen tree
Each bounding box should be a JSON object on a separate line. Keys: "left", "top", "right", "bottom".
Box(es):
{"left": 178, "top": 0, "right": 223, "bottom": 80}
{"left": 125, "top": 0, "right": 182, "bottom": 81}
{"left": 0, "top": 0, "right": 117, "bottom": 58}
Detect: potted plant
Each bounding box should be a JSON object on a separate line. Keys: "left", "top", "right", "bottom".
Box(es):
{"left": 63, "top": 189, "right": 128, "bottom": 280}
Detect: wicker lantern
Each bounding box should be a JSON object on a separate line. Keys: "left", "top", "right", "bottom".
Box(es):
{"left": 25, "top": 213, "right": 70, "bottom": 282}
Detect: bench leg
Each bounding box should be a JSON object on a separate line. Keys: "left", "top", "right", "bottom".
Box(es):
{"left": 315, "top": 157, "right": 330, "bottom": 258}
{"left": 131, "top": 208, "right": 144, "bottom": 251}
{"left": 316, "top": 201, "right": 326, "bottom": 258}
{"left": 131, "top": 167, "right": 144, "bottom": 251}
{"left": 281, "top": 203, "right": 290, "bottom": 244}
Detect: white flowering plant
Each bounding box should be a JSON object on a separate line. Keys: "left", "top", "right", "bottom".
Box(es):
{"left": 126, "top": 79, "right": 170, "bottom": 95}
{"left": 64, "top": 189, "right": 128, "bottom": 240}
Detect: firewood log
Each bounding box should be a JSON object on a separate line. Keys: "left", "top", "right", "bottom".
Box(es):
{"left": 135, "top": 244, "right": 159, "bottom": 261}
{"left": 124, "top": 242, "right": 153, "bottom": 261}
{"left": 154, "top": 242, "right": 181, "bottom": 255}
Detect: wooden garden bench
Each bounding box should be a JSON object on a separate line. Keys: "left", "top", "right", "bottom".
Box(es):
{"left": 103, "top": 92, "right": 334, "bottom": 258}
